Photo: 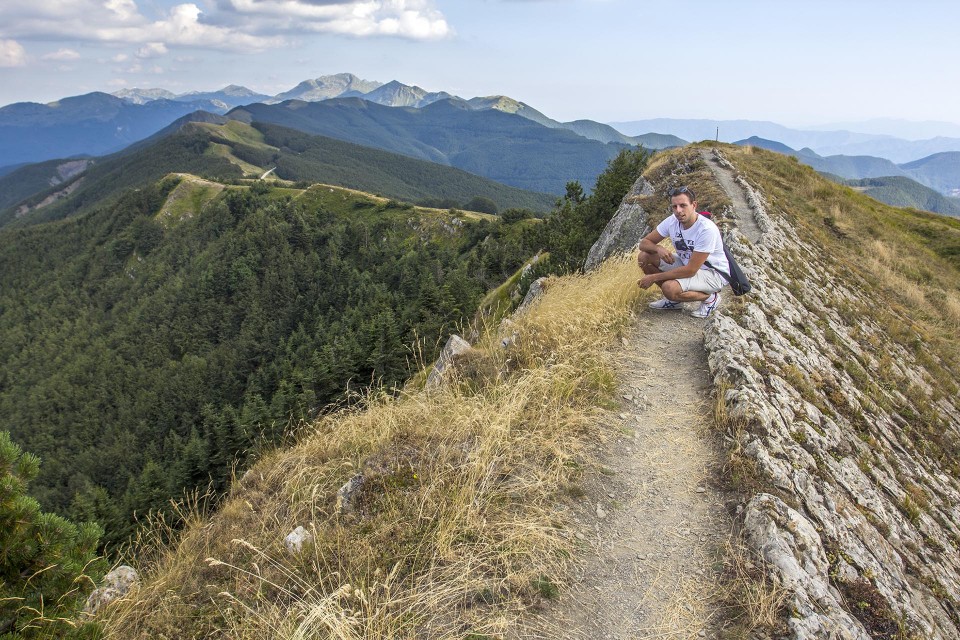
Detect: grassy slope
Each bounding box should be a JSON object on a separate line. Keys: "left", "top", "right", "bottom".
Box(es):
{"left": 0, "top": 129, "right": 242, "bottom": 228}
{"left": 102, "top": 258, "right": 649, "bottom": 638}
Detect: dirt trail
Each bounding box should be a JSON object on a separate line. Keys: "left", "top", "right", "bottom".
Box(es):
{"left": 551, "top": 150, "right": 765, "bottom": 639}
{"left": 557, "top": 312, "right": 730, "bottom": 640}
{"left": 700, "top": 148, "right": 762, "bottom": 244}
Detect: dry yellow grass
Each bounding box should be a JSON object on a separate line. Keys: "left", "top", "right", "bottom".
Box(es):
{"left": 102, "top": 257, "right": 648, "bottom": 639}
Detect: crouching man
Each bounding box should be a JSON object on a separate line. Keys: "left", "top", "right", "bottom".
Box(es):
{"left": 637, "top": 186, "right": 727, "bottom": 318}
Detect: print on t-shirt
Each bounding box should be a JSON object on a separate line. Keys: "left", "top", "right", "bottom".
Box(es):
{"left": 655, "top": 215, "right": 730, "bottom": 275}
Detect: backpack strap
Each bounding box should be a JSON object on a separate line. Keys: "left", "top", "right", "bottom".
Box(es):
{"left": 677, "top": 221, "right": 731, "bottom": 280}
{"left": 705, "top": 259, "right": 732, "bottom": 282}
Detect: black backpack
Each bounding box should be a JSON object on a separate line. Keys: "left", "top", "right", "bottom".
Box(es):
{"left": 698, "top": 212, "right": 753, "bottom": 297}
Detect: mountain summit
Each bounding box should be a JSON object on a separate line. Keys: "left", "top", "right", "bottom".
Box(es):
{"left": 359, "top": 80, "right": 454, "bottom": 108}
{"left": 272, "top": 73, "right": 384, "bottom": 102}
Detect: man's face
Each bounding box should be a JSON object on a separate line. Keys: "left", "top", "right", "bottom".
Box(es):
{"left": 670, "top": 194, "right": 698, "bottom": 226}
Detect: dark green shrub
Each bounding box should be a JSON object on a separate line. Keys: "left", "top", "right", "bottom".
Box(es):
{"left": 0, "top": 432, "right": 104, "bottom": 638}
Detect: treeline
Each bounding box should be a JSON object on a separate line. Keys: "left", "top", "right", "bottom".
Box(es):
{"left": 0, "top": 147, "right": 649, "bottom": 556}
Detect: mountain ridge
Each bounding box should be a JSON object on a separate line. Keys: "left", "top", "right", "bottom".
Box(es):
{"left": 735, "top": 136, "right": 960, "bottom": 208}
{"left": 227, "top": 97, "right": 632, "bottom": 194}
{"left": 0, "top": 117, "right": 556, "bottom": 228}
{"left": 1, "top": 76, "right": 675, "bottom": 173}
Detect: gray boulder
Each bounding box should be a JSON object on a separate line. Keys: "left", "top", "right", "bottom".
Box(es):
{"left": 284, "top": 525, "right": 314, "bottom": 554}
{"left": 515, "top": 277, "right": 547, "bottom": 316}
{"left": 336, "top": 473, "right": 366, "bottom": 516}
{"left": 84, "top": 565, "right": 140, "bottom": 615}
{"left": 425, "top": 334, "right": 472, "bottom": 389}
{"left": 584, "top": 176, "right": 654, "bottom": 271}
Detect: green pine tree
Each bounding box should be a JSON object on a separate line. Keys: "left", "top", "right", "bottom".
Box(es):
{"left": 0, "top": 432, "right": 104, "bottom": 639}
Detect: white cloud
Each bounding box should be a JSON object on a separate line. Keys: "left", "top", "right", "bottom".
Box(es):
{"left": 0, "top": 38, "right": 27, "bottom": 67}
{"left": 0, "top": 0, "right": 451, "bottom": 56}
{"left": 208, "top": 0, "right": 451, "bottom": 40}
{"left": 42, "top": 47, "right": 80, "bottom": 61}
{"left": 0, "top": 2, "right": 283, "bottom": 52}
{"left": 136, "top": 42, "right": 167, "bottom": 58}
{"left": 112, "top": 53, "right": 129, "bottom": 62}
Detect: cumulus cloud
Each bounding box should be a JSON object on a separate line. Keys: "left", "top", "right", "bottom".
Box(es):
{"left": 217, "top": 0, "right": 451, "bottom": 40}
{"left": 136, "top": 42, "right": 167, "bottom": 58}
{"left": 0, "top": 0, "right": 450, "bottom": 56}
{"left": 0, "top": 38, "right": 27, "bottom": 67}
{"left": 0, "top": 2, "right": 283, "bottom": 52}
{"left": 42, "top": 47, "right": 80, "bottom": 61}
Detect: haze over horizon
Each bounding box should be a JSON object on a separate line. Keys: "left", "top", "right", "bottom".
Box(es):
{"left": 1, "top": 0, "right": 957, "bottom": 133}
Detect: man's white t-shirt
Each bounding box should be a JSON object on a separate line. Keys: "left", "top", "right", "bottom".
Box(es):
{"left": 655, "top": 214, "right": 730, "bottom": 276}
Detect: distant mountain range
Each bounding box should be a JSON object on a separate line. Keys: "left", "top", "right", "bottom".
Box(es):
{"left": 7, "top": 72, "right": 960, "bottom": 209}
{"left": 0, "top": 118, "right": 557, "bottom": 228}
{"left": 0, "top": 73, "right": 681, "bottom": 172}
{"left": 0, "top": 92, "right": 230, "bottom": 167}
{"left": 115, "top": 84, "right": 269, "bottom": 109}
{"left": 735, "top": 136, "right": 960, "bottom": 216}
{"left": 610, "top": 118, "right": 960, "bottom": 164}
{"left": 228, "top": 97, "right": 634, "bottom": 194}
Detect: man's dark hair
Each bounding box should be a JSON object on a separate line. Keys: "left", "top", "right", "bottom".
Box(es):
{"left": 668, "top": 186, "right": 696, "bottom": 201}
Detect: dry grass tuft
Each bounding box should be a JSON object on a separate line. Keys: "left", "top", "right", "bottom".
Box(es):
{"left": 102, "top": 257, "right": 648, "bottom": 638}
{"left": 714, "top": 540, "right": 788, "bottom": 638}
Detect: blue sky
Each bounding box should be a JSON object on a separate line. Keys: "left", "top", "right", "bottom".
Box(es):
{"left": 0, "top": 0, "right": 956, "bottom": 128}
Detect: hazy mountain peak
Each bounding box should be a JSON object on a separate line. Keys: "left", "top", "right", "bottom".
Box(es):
{"left": 179, "top": 85, "right": 260, "bottom": 98}
{"left": 274, "top": 73, "right": 383, "bottom": 102}
{"left": 468, "top": 95, "right": 524, "bottom": 113}
{"left": 112, "top": 88, "right": 177, "bottom": 104}
{"left": 466, "top": 95, "right": 555, "bottom": 128}
{"left": 359, "top": 80, "right": 456, "bottom": 108}
{"left": 217, "top": 85, "right": 261, "bottom": 97}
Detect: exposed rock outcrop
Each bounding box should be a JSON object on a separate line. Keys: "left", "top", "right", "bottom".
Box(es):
{"left": 583, "top": 176, "right": 655, "bottom": 271}
{"left": 701, "top": 148, "right": 960, "bottom": 638}
{"left": 515, "top": 276, "right": 547, "bottom": 316}
{"left": 425, "top": 334, "right": 473, "bottom": 389}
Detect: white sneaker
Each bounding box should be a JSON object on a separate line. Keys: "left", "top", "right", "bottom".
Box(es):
{"left": 649, "top": 298, "right": 683, "bottom": 311}
{"left": 691, "top": 292, "right": 720, "bottom": 318}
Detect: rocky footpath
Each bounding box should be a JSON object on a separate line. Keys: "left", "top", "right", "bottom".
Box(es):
{"left": 698, "top": 149, "right": 960, "bottom": 638}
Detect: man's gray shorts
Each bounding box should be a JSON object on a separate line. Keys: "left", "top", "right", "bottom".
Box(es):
{"left": 658, "top": 259, "right": 725, "bottom": 294}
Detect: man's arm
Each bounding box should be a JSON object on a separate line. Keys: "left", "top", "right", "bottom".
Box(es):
{"left": 637, "top": 230, "right": 671, "bottom": 263}
{"left": 638, "top": 250, "right": 710, "bottom": 288}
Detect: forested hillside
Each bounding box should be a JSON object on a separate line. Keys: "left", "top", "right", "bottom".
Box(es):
{"left": 1, "top": 120, "right": 555, "bottom": 229}
{"left": 0, "top": 148, "right": 648, "bottom": 558}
